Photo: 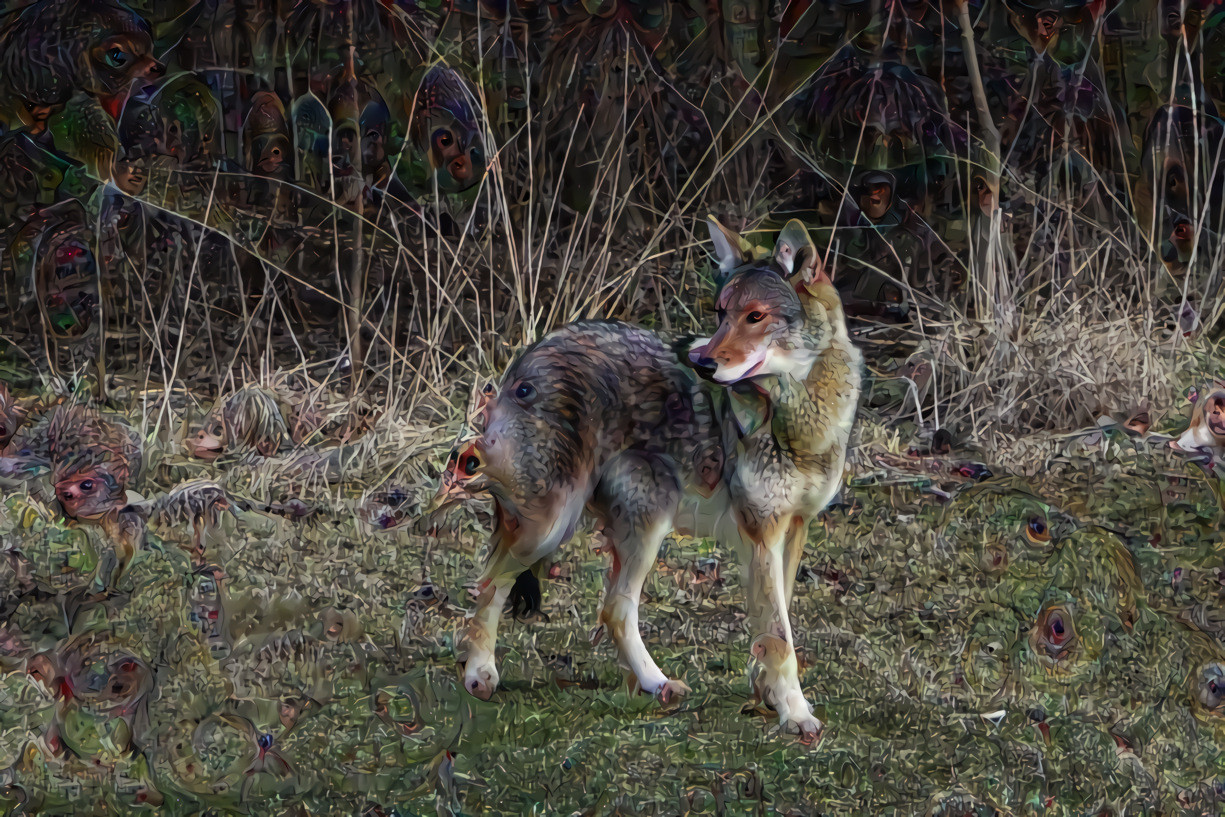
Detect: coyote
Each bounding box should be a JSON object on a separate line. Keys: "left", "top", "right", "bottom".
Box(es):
{"left": 437, "top": 218, "right": 862, "bottom": 740}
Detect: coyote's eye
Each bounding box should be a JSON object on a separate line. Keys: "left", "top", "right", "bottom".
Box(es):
{"left": 514, "top": 382, "right": 537, "bottom": 403}
{"left": 746, "top": 311, "right": 765, "bottom": 324}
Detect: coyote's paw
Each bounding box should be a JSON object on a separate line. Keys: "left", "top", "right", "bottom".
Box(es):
{"left": 781, "top": 713, "right": 823, "bottom": 746}
{"left": 462, "top": 660, "right": 499, "bottom": 701}
{"left": 656, "top": 678, "right": 691, "bottom": 706}
{"left": 775, "top": 691, "right": 823, "bottom": 746}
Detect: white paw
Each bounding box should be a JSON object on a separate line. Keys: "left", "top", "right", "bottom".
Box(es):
{"left": 775, "top": 691, "right": 822, "bottom": 745}
{"left": 655, "top": 678, "right": 691, "bottom": 705}
{"left": 462, "top": 660, "right": 499, "bottom": 701}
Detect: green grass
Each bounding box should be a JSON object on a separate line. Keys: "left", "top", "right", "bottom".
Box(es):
{"left": 3, "top": 396, "right": 1224, "bottom": 814}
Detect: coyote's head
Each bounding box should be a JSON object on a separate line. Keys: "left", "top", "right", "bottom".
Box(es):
{"left": 689, "top": 218, "right": 833, "bottom": 385}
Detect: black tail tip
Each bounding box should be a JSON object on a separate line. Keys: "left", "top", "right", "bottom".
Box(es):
{"left": 507, "top": 567, "right": 542, "bottom": 620}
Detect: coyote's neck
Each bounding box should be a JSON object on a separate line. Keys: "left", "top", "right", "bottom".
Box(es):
{"left": 768, "top": 278, "right": 862, "bottom": 467}
{"left": 796, "top": 277, "right": 857, "bottom": 384}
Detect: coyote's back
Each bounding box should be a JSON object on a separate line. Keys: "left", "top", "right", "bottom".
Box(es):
{"left": 473, "top": 320, "right": 724, "bottom": 514}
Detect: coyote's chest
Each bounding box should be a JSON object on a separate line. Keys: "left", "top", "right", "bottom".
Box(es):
{"left": 728, "top": 342, "right": 860, "bottom": 534}
{"left": 730, "top": 426, "right": 838, "bottom": 529}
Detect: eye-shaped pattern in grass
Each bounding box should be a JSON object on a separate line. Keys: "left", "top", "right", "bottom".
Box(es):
{"left": 978, "top": 540, "right": 1009, "bottom": 577}
{"left": 1021, "top": 591, "right": 1108, "bottom": 690}
{"left": 941, "top": 480, "right": 1072, "bottom": 588}
{"left": 1193, "top": 662, "right": 1225, "bottom": 718}
{"left": 1037, "top": 523, "right": 1144, "bottom": 641}
{"left": 1024, "top": 515, "right": 1052, "bottom": 546}
{"left": 1029, "top": 604, "right": 1079, "bottom": 666}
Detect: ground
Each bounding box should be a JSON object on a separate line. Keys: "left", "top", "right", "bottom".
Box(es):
{"left": 1, "top": 369, "right": 1223, "bottom": 815}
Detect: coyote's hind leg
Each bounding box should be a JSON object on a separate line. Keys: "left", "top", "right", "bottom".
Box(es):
{"left": 460, "top": 487, "right": 586, "bottom": 700}
{"left": 458, "top": 525, "right": 524, "bottom": 701}
{"left": 592, "top": 452, "right": 689, "bottom": 702}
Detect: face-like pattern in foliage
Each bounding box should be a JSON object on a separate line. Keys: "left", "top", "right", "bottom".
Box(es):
{"left": 412, "top": 66, "right": 485, "bottom": 193}
{"left": 186, "top": 387, "right": 288, "bottom": 461}
{"left": 0, "top": 0, "right": 163, "bottom": 123}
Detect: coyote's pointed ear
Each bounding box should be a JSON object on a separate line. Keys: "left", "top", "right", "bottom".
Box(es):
{"left": 774, "top": 219, "right": 819, "bottom": 280}
{"left": 707, "top": 216, "right": 751, "bottom": 275}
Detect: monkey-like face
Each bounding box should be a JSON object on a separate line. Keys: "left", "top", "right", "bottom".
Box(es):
{"left": 362, "top": 125, "right": 386, "bottom": 173}
{"left": 110, "top": 154, "right": 147, "bottom": 196}
{"left": 330, "top": 120, "right": 363, "bottom": 206}
{"left": 425, "top": 117, "right": 484, "bottom": 191}
{"left": 859, "top": 182, "right": 893, "bottom": 222}
{"left": 972, "top": 173, "right": 997, "bottom": 217}
{"left": 1162, "top": 0, "right": 1206, "bottom": 44}
{"left": 413, "top": 67, "right": 486, "bottom": 193}
{"left": 185, "top": 388, "right": 287, "bottom": 461}
{"left": 186, "top": 412, "right": 225, "bottom": 461}
{"left": 251, "top": 133, "right": 291, "bottom": 177}
{"left": 332, "top": 122, "right": 358, "bottom": 174}
{"left": 55, "top": 466, "right": 124, "bottom": 519}
{"left": 83, "top": 21, "right": 164, "bottom": 104}
{"left": 1161, "top": 216, "right": 1196, "bottom": 275}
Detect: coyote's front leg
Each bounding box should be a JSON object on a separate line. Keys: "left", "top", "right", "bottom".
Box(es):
{"left": 738, "top": 518, "right": 822, "bottom": 743}
{"left": 591, "top": 453, "right": 690, "bottom": 703}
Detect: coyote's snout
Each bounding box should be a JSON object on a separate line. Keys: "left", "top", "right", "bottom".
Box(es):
{"left": 689, "top": 268, "right": 814, "bottom": 384}
{"left": 440, "top": 217, "right": 862, "bottom": 742}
